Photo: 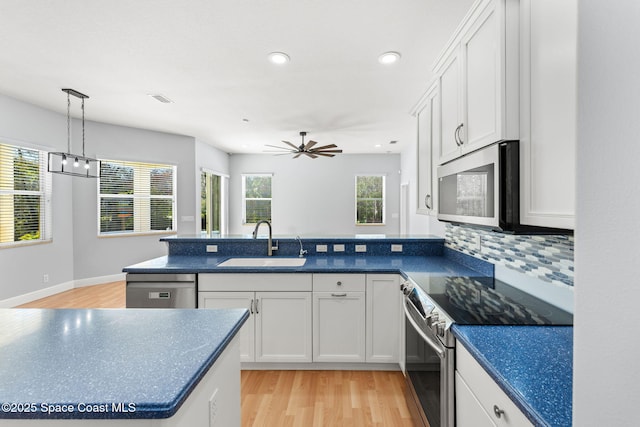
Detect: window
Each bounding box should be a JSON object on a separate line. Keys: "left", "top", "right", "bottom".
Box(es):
{"left": 242, "top": 174, "right": 272, "bottom": 224}
{"left": 355, "top": 175, "right": 385, "bottom": 225}
{"left": 201, "top": 170, "right": 228, "bottom": 235}
{"left": 98, "top": 160, "right": 176, "bottom": 236}
{"left": 0, "top": 142, "right": 52, "bottom": 247}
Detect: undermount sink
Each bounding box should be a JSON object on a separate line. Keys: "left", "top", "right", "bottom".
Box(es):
{"left": 218, "top": 257, "right": 307, "bottom": 267}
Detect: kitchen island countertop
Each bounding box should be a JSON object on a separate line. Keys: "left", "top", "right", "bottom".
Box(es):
{"left": 0, "top": 308, "right": 248, "bottom": 420}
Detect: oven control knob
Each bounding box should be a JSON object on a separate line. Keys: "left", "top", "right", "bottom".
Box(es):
{"left": 401, "top": 282, "right": 413, "bottom": 296}
{"left": 435, "top": 322, "right": 446, "bottom": 337}
{"left": 428, "top": 312, "right": 439, "bottom": 325}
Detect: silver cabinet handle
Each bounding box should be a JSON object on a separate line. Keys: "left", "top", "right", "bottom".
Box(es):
{"left": 454, "top": 124, "right": 462, "bottom": 146}
{"left": 255, "top": 298, "right": 259, "bottom": 314}
{"left": 493, "top": 405, "right": 505, "bottom": 419}
{"left": 331, "top": 293, "right": 347, "bottom": 297}
{"left": 425, "top": 194, "right": 432, "bottom": 210}
{"left": 458, "top": 123, "right": 465, "bottom": 145}
{"left": 250, "top": 299, "right": 254, "bottom": 314}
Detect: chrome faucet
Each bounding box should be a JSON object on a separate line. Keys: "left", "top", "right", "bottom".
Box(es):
{"left": 252, "top": 220, "right": 278, "bottom": 256}
{"left": 296, "top": 235, "right": 308, "bottom": 257}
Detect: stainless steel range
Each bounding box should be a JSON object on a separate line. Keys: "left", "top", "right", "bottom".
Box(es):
{"left": 400, "top": 275, "right": 572, "bottom": 427}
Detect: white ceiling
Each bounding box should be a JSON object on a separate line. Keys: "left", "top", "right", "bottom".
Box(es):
{"left": 0, "top": 0, "right": 473, "bottom": 154}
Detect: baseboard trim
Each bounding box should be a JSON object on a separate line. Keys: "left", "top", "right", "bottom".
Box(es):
{"left": 0, "top": 273, "right": 127, "bottom": 308}
{"left": 241, "top": 362, "right": 400, "bottom": 371}
{"left": 74, "top": 273, "right": 126, "bottom": 288}
{"left": 0, "top": 281, "right": 74, "bottom": 308}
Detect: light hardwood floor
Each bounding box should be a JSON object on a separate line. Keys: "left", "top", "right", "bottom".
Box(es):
{"left": 15, "top": 282, "right": 415, "bottom": 427}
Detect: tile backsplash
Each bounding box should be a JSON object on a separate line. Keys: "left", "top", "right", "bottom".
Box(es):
{"left": 445, "top": 224, "right": 574, "bottom": 287}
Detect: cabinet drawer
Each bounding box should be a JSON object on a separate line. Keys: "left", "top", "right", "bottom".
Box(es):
{"left": 199, "top": 273, "right": 312, "bottom": 292}
{"left": 456, "top": 343, "right": 533, "bottom": 426}
{"left": 312, "top": 274, "right": 365, "bottom": 292}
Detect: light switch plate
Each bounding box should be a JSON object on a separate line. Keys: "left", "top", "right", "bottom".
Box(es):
{"left": 206, "top": 245, "right": 218, "bottom": 253}
{"left": 391, "top": 244, "right": 403, "bottom": 252}
{"left": 333, "top": 244, "right": 345, "bottom": 252}
{"left": 316, "top": 244, "right": 328, "bottom": 253}
{"left": 355, "top": 244, "right": 367, "bottom": 253}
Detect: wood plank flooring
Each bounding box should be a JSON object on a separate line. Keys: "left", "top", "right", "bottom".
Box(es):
{"left": 13, "top": 282, "right": 415, "bottom": 427}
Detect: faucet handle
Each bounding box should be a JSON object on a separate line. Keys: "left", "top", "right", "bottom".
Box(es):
{"left": 299, "top": 248, "right": 308, "bottom": 257}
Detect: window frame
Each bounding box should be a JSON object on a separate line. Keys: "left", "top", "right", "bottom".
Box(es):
{"left": 97, "top": 159, "right": 177, "bottom": 237}
{"left": 0, "top": 141, "right": 52, "bottom": 248}
{"left": 354, "top": 174, "right": 386, "bottom": 226}
{"left": 241, "top": 173, "right": 273, "bottom": 225}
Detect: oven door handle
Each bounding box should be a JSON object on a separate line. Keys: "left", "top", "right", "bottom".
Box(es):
{"left": 404, "top": 301, "right": 445, "bottom": 358}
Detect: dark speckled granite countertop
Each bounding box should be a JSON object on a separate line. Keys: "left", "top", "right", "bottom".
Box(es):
{"left": 452, "top": 325, "right": 573, "bottom": 427}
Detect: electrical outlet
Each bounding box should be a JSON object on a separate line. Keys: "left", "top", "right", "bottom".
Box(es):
{"left": 333, "top": 244, "right": 345, "bottom": 252}
{"left": 206, "top": 245, "right": 218, "bottom": 253}
{"left": 391, "top": 244, "right": 403, "bottom": 252}
{"left": 209, "top": 388, "right": 219, "bottom": 426}
{"left": 316, "top": 244, "right": 328, "bottom": 253}
{"left": 42, "top": 274, "right": 49, "bottom": 283}
{"left": 355, "top": 244, "right": 367, "bottom": 253}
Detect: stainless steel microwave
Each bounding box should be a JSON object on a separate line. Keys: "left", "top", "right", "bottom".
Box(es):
{"left": 437, "top": 141, "right": 521, "bottom": 232}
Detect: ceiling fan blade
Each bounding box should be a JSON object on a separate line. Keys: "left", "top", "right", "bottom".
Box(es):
{"left": 309, "top": 144, "right": 338, "bottom": 151}
{"left": 293, "top": 152, "right": 303, "bottom": 159}
{"left": 265, "top": 144, "right": 295, "bottom": 151}
{"left": 305, "top": 140, "right": 318, "bottom": 150}
{"left": 310, "top": 149, "right": 343, "bottom": 154}
{"left": 282, "top": 140, "right": 300, "bottom": 151}
{"left": 314, "top": 152, "right": 336, "bottom": 157}
{"left": 304, "top": 152, "right": 318, "bottom": 159}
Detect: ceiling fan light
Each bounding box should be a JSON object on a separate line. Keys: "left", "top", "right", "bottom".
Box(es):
{"left": 378, "top": 51, "right": 401, "bottom": 64}
{"left": 268, "top": 52, "right": 290, "bottom": 65}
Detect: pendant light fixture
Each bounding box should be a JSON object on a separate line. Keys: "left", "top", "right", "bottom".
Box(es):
{"left": 48, "top": 88, "right": 100, "bottom": 178}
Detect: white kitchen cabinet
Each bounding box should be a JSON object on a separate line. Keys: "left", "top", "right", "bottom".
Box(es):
{"left": 435, "top": 0, "right": 519, "bottom": 165}
{"left": 456, "top": 343, "right": 533, "bottom": 427}
{"left": 519, "top": 0, "right": 576, "bottom": 230}
{"left": 365, "top": 274, "right": 401, "bottom": 363}
{"left": 198, "top": 273, "right": 313, "bottom": 363}
{"left": 414, "top": 83, "right": 439, "bottom": 215}
{"left": 312, "top": 274, "right": 366, "bottom": 363}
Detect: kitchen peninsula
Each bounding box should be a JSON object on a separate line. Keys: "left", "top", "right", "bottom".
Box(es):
{"left": 0, "top": 308, "right": 248, "bottom": 426}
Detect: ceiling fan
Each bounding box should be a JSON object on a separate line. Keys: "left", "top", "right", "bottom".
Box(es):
{"left": 266, "top": 131, "right": 343, "bottom": 159}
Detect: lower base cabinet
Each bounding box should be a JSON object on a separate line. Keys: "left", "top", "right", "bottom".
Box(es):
{"left": 456, "top": 343, "right": 533, "bottom": 427}
{"left": 198, "top": 273, "right": 313, "bottom": 364}
{"left": 313, "top": 291, "right": 366, "bottom": 362}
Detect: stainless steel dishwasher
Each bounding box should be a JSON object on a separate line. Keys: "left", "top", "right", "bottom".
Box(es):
{"left": 126, "top": 273, "right": 196, "bottom": 308}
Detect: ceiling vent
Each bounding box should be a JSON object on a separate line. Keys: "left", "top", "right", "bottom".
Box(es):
{"left": 149, "top": 94, "right": 173, "bottom": 104}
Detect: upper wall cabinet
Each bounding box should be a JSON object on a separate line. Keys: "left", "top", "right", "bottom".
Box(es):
{"left": 435, "top": 0, "right": 520, "bottom": 165}
{"left": 519, "top": 0, "right": 576, "bottom": 230}
{"left": 414, "top": 83, "right": 439, "bottom": 215}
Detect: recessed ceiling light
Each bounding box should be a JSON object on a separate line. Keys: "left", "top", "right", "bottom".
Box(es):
{"left": 242, "top": 118, "right": 250, "bottom": 123}
{"left": 378, "top": 51, "right": 401, "bottom": 65}
{"left": 375, "top": 144, "right": 382, "bottom": 148}
{"left": 268, "top": 52, "right": 290, "bottom": 65}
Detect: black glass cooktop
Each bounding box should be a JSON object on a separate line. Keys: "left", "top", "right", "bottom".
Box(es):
{"left": 419, "top": 276, "right": 573, "bottom": 326}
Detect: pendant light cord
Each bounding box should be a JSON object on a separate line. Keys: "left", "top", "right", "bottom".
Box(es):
{"left": 81, "top": 97, "right": 85, "bottom": 157}
{"left": 67, "top": 92, "right": 71, "bottom": 153}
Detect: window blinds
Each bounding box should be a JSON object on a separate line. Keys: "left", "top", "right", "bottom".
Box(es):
{"left": 0, "top": 142, "right": 52, "bottom": 246}
{"left": 99, "top": 160, "right": 176, "bottom": 235}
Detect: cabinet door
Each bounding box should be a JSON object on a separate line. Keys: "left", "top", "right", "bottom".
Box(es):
{"left": 313, "top": 292, "right": 366, "bottom": 362}
{"left": 254, "top": 292, "right": 312, "bottom": 363}
{"left": 416, "top": 84, "right": 439, "bottom": 215}
{"left": 461, "top": 0, "right": 502, "bottom": 153}
{"left": 198, "top": 291, "right": 255, "bottom": 362}
{"left": 365, "top": 275, "right": 401, "bottom": 363}
{"left": 519, "top": 0, "right": 576, "bottom": 229}
{"left": 438, "top": 49, "right": 463, "bottom": 164}
{"left": 456, "top": 372, "right": 497, "bottom": 427}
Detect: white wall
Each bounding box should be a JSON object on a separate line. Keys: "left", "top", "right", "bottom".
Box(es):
{"left": 228, "top": 153, "right": 401, "bottom": 236}
{"left": 574, "top": 1, "right": 640, "bottom": 424}
{"left": 0, "top": 94, "right": 75, "bottom": 300}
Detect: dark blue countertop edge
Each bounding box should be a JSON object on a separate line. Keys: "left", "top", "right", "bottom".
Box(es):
{"left": 452, "top": 325, "right": 571, "bottom": 427}
{"left": 160, "top": 235, "right": 446, "bottom": 242}
{"left": 1, "top": 309, "right": 250, "bottom": 420}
